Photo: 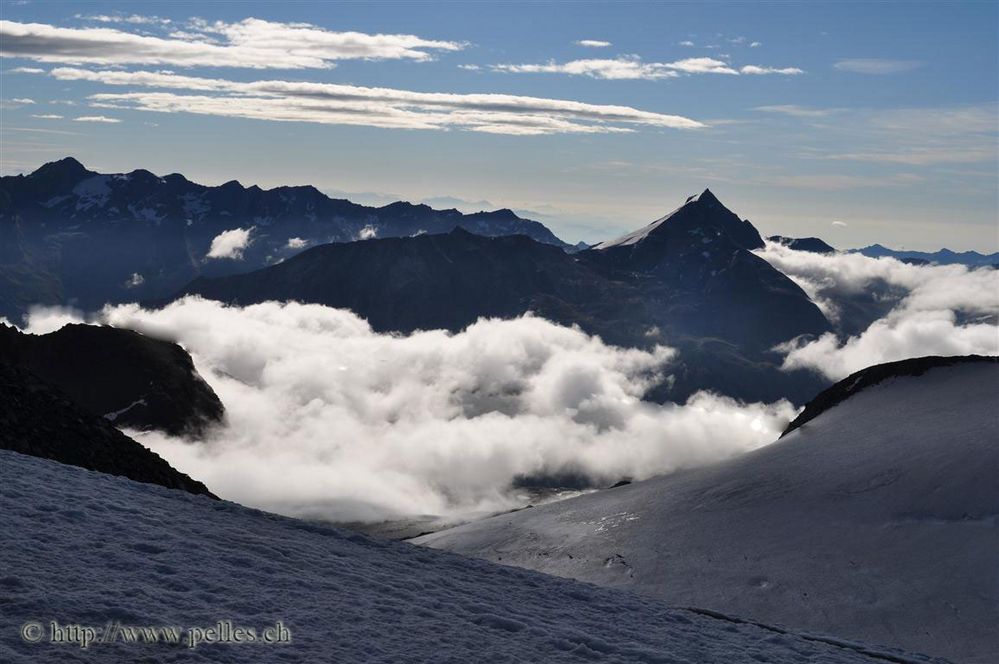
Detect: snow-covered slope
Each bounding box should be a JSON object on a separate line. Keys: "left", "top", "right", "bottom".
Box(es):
{"left": 1, "top": 451, "right": 942, "bottom": 664}
{"left": 417, "top": 360, "right": 999, "bottom": 663}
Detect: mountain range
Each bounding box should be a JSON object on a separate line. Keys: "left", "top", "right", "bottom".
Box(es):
{"left": 178, "top": 189, "right": 832, "bottom": 403}
{"left": 852, "top": 243, "right": 999, "bottom": 267}
{"left": 0, "top": 157, "right": 567, "bottom": 323}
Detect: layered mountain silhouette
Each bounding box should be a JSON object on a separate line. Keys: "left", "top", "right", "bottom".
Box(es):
{"left": 178, "top": 189, "right": 832, "bottom": 403}
{"left": 0, "top": 157, "right": 568, "bottom": 322}
{"left": 853, "top": 243, "right": 999, "bottom": 267}
{"left": 0, "top": 322, "right": 224, "bottom": 436}
{"left": 0, "top": 362, "right": 215, "bottom": 497}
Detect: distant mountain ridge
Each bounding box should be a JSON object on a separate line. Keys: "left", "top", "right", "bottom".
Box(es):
{"left": 0, "top": 157, "right": 569, "bottom": 322}
{"left": 851, "top": 243, "right": 998, "bottom": 266}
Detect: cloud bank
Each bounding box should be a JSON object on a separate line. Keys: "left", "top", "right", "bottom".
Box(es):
{"left": 23, "top": 299, "right": 795, "bottom": 524}
{"left": 47, "top": 66, "right": 705, "bottom": 135}
{"left": 0, "top": 18, "right": 464, "bottom": 69}
{"left": 758, "top": 242, "right": 999, "bottom": 379}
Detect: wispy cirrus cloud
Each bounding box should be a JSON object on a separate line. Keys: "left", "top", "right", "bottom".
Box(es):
{"left": 0, "top": 18, "right": 465, "bottom": 69}
{"left": 754, "top": 104, "right": 840, "bottom": 118}
{"left": 49, "top": 67, "right": 705, "bottom": 135}
{"left": 833, "top": 58, "right": 923, "bottom": 74}
{"left": 575, "top": 39, "right": 611, "bottom": 48}
{"left": 73, "top": 115, "right": 120, "bottom": 123}
{"left": 75, "top": 13, "right": 173, "bottom": 26}
{"left": 491, "top": 56, "right": 802, "bottom": 80}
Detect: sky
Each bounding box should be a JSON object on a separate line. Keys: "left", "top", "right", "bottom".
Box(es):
{"left": 1, "top": 1, "right": 996, "bottom": 251}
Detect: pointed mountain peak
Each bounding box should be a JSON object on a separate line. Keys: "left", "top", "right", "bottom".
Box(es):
{"left": 30, "top": 157, "right": 91, "bottom": 180}
{"left": 686, "top": 188, "right": 720, "bottom": 205}
{"left": 590, "top": 188, "right": 763, "bottom": 254}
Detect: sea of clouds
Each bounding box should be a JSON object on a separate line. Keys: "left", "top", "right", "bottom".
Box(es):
{"left": 20, "top": 245, "right": 997, "bottom": 524}
{"left": 24, "top": 299, "right": 794, "bottom": 523}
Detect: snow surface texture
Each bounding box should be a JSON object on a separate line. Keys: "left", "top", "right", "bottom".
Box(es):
{"left": 417, "top": 362, "right": 999, "bottom": 663}
{"left": 0, "top": 452, "right": 929, "bottom": 664}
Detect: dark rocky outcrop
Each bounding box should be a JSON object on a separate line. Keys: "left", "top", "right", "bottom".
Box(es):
{"left": 0, "top": 323, "right": 224, "bottom": 436}
{"left": 767, "top": 235, "right": 836, "bottom": 254}
{"left": 0, "top": 362, "right": 216, "bottom": 497}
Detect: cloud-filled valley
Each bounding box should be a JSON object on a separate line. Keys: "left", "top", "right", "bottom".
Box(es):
{"left": 23, "top": 299, "right": 795, "bottom": 524}
{"left": 757, "top": 242, "right": 999, "bottom": 379}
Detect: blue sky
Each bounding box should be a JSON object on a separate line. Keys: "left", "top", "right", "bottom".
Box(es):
{"left": 1, "top": 1, "right": 996, "bottom": 250}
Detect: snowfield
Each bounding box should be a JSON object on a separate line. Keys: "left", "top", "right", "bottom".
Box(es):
{"left": 0, "top": 451, "right": 941, "bottom": 664}
{"left": 417, "top": 361, "right": 999, "bottom": 664}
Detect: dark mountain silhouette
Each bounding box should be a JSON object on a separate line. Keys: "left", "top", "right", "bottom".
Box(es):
{"left": 0, "top": 157, "right": 569, "bottom": 322}
{"left": 0, "top": 362, "right": 215, "bottom": 497}
{"left": 852, "top": 243, "right": 998, "bottom": 267}
{"left": 177, "top": 190, "right": 833, "bottom": 403}
{"left": 0, "top": 322, "right": 223, "bottom": 436}
{"left": 767, "top": 235, "right": 836, "bottom": 254}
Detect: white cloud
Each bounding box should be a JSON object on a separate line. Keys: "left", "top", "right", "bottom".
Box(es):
{"left": 679, "top": 40, "right": 695, "bottom": 47}
{"left": 0, "top": 18, "right": 465, "bottom": 69}
{"left": 740, "top": 65, "right": 803, "bottom": 75}
{"left": 286, "top": 237, "right": 308, "bottom": 249}
{"left": 575, "top": 39, "right": 611, "bottom": 48}
{"left": 833, "top": 59, "right": 923, "bottom": 75}
{"left": 750, "top": 41, "right": 762, "bottom": 48}
{"left": 758, "top": 242, "right": 999, "bottom": 379}
{"left": 73, "top": 115, "right": 120, "bottom": 123}
{"left": 206, "top": 227, "right": 253, "bottom": 259}
{"left": 357, "top": 225, "right": 378, "bottom": 240}
{"left": 831, "top": 220, "right": 848, "bottom": 227}
{"left": 31, "top": 113, "right": 63, "bottom": 119}
{"left": 50, "top": 67, "right": 705, "bottom": 135}
{"left": 7, "top": 66, "right": 44, "bottom": 73}
{"left": 23, "top": 299, "right": 795, "bottom": 523}
{"left": 754, "top": 104, "right": 836, "bottom": 118}
{"left": 6, "top": 97, "right": 35, "bottom": 104}
{"left": 75, "top": 14, "right": 172, "bottom": 26}
{"left": 457, "top": 64, "right": 480, "bottom": 71}
{"left": 492, "top": 56, "right": 802, "bottom": 80}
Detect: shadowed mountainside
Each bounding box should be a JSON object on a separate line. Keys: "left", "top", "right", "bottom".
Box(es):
{"left": 0, "top": 322, "right": 223, "bottom": 436}
{"left": 0, "top": 362, "right": 215, "bottom": 498}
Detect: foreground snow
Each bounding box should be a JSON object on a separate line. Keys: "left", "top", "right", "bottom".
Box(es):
{"left": 0, "top": 451, "right": 939, "bottom": 663}
{"left": 417, "top": 361, "right": 999, "bottom": 663}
